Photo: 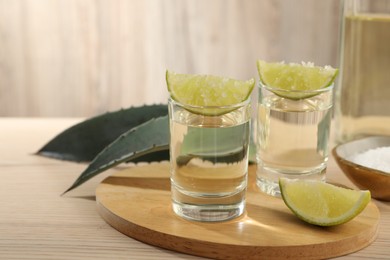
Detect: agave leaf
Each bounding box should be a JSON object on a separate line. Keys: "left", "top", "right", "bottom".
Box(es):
{"left": 176, "top": 122, "right": 250, "bottom": 166}
{"left": 176, "top": 148, "right": 247, "bottom": 166}
{"left": 248, "top": 139, "right": 256, "bottom": 164}
{"left": 38, "top": 104, "right": 168, "bottom": 162}
{"left": 63, "top": 116, "right": 169, "bottom": 194}
{"left": 180, "top": 123, "right": 249, "bottom": 156}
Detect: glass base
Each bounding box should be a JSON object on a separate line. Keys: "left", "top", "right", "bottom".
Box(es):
{"left": 171, "top": 184, "right": 246, "bottom": 222}
{"left": 256, "top": 165, "right": 326, "bottom": 197}
{"left": 256, "top": 178, "right": 282, "bottom": 197}
{"left": 172, "top": 200, "right": 245, "bottom": 222}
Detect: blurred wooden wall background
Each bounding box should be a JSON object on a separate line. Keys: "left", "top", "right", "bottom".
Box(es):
{"left": 0, "top": 0, "right": 340, "bottom": 117}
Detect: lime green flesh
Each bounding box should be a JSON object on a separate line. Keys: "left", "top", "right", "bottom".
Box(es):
{"left": 166, "top": 70, "right": 254, "bottom": 115}
{"left": 279, "top": 178, "right": 371, "bottom": 226}
{"left": 256, "top": 60, "right": 338, "bottom": 99}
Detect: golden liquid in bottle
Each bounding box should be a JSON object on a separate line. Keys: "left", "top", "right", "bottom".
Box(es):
{"left": 336, "top": 14, "right": 390, "bottom": 142}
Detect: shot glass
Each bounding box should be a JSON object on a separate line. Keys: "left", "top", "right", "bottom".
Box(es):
{"left": 256, "top": 83, "right": 334, "bottom": 196}
{"left": 168, "top": 97, "right": 251, "bottom": 222}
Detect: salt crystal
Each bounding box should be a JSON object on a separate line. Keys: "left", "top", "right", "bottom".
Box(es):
{"left": 301, "top": 61, "right": 314, "bottom": 67}
{"left": 347, "top": 147, "right": 390, "bottom": 173}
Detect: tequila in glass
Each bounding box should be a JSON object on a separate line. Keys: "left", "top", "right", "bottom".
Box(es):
{"left": 256, "top": 84, "right": 333, "bottom": 196}
{"left": 169, "top": 98, "right": 251, "bottom": 222}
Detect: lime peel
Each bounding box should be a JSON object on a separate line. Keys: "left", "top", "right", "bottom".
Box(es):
{"left": 279, "top": 178, "right": 371, "bottom": 226}
{"left": 166, "top": 70, "right": 255, "bottom": 116}
{"left": 256, "top": 60, "right": 338, "bottom": 100}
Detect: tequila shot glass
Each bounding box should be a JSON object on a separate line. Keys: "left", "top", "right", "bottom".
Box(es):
{"left": 168, "top": 97, "right": 251, "bottom": 222}
{"left": 256, "top": 83, "right": 334, "bottom": 196}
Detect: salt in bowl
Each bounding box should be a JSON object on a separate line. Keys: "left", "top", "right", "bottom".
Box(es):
{"left": 332, "top": 136, "right": 390, "bottom": 201}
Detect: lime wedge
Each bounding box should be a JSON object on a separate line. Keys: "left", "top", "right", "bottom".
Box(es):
{"left": 166, "top": 70, "right": 255, "bottom": 116}
{"left": 279, "top": 178, "right": 371, "bottom": 226}
{"left": 257, "top": 60, "right": 338, "bottom": 99}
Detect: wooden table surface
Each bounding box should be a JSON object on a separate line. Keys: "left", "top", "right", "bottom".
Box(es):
{"left": 1, "top": 118, "right": 389, "bottom": 259}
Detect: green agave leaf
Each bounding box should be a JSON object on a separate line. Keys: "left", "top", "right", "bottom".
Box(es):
{"left": 38, "top": 104, "right": 168, "bottom": 162}
{"left": 176, "top": 149, "right": 247, "bottom": 166}
{"left": 63, "top": 116, "right": 169, "bottom": 194}
{"left": 248, "top": 139, "right": 256, "bottom": 164}
{"left": 176, "top": 122, "right": 250, "bottom": 166}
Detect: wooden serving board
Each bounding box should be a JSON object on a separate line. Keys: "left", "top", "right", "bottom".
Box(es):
{"left": 96, "top": 162, "right": 380, "bottom": 260}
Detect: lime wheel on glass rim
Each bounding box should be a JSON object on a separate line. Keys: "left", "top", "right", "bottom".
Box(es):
{"left": 166, "top": 70, "right": 255, "bottom": 116}
{"left": 256, "top": 60, "right": 338, "bottom": 99}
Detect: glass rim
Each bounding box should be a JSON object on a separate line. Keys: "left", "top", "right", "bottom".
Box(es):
{"left": 168, "top": 96, "right": 251, "bottom": 110}
{"left": 258, "top": 81, "right": 334, "bottom": 94}
{"left": 343, "top": 0, "right": 390, "bottom": 16}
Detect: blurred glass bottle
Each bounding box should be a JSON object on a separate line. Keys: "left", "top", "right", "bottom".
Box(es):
{"left": 335, "top": 0, "right": 390, "bottom": 143}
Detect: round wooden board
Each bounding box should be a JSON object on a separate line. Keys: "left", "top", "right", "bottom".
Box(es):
{"left": 96, "top": 162, "right": 380, "bottom": 260}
